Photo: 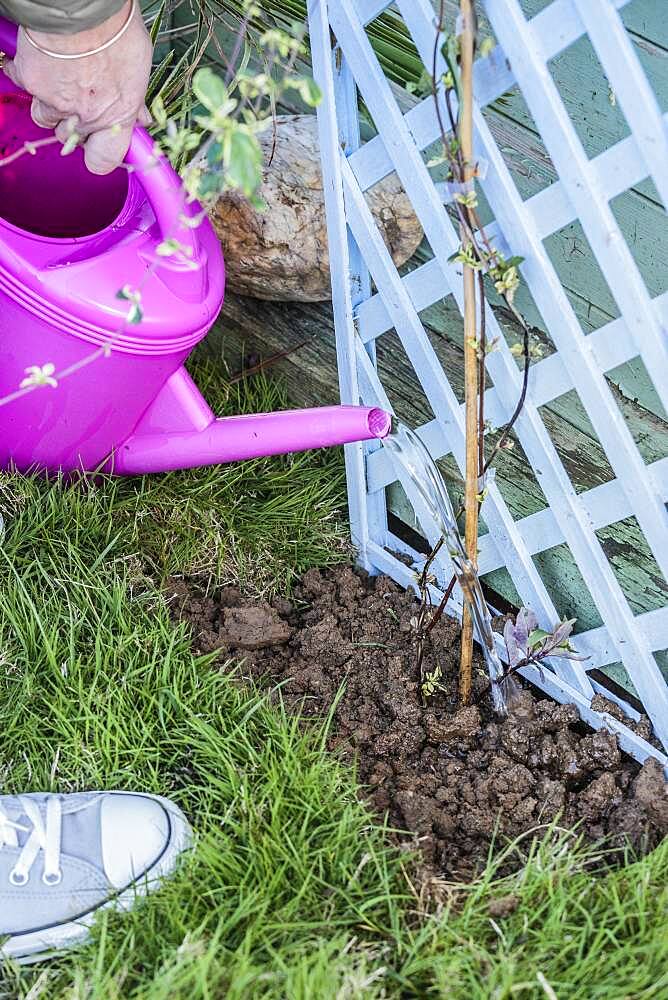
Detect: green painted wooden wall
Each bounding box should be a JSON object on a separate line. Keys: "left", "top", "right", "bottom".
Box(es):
{"left": 168, "top": 0, "right": 668, "bottom": 691}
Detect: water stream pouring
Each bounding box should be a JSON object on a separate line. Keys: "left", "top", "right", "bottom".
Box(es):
{"left": 381, "top": 423, "right": 507, "bottom": 714}
{"left": 0, "top": 19, "right": 391, "bottom": 475}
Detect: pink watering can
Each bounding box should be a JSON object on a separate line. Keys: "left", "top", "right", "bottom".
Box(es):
{"left": 0, "top": 19, "right": 390, "bottom": 475}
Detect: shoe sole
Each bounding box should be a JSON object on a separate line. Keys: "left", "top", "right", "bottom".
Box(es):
{"left": 0, "top": 793, "right": 193, "bottom": 966}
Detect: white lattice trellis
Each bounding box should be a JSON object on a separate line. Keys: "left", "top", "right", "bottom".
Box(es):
{"left": 306, "top": 0, "right": 668, "bottom": 771}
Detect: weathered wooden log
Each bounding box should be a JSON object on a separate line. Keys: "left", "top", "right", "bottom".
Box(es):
{"left": 207, "top": 115, "right": 423, "bottom": 302}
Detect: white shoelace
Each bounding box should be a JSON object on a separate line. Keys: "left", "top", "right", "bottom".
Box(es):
{"left": 0, "top": 796, "right": 63, "bottom": 885}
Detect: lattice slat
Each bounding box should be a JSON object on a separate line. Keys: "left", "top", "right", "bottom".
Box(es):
{"left": 307, "top": 0, "right": 668, "bottom": 772}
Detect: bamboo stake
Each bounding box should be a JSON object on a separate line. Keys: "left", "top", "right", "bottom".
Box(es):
{"left": 458, "top": 0, "right": 477, "bottom": 706}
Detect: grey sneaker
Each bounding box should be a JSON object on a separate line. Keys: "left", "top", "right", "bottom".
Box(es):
{"left": 0, "top": 791, "right": 192, "bottom": 964}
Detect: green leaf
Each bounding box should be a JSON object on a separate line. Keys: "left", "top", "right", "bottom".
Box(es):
{"left": 150, "top": 0, "right": 166, "bottom": 44}
{"left": 285, "top": 75, "right": 322, "bottom": 107}
{"left": 206, "top": 140, "right": 224, "bottom": 168}
{"left": 196, "top": 172, "right": 223, "bottom": 199}
{"left": 225, "top": 128, "right": 263, "bottom": 199}
{"left": 479, "top": 36, "right": 495, "bottom": 59}
{"left": 126, "top": 303, "right": 143, "bottom": 325}
{"left": 250, "top": 194, "right": 267, "bottom": 212}
{"left": 441, "top": 34, "right": 462, "bottom": 103}
{"left": 151, "top": 94, "right": 168, "bottom": 130}
{"left": 528, "top": 628, "right": 550, "bottom": 647}
{"left": 193, "top": 67, "right": 228, "bottom": 113}
{"left": 301, "top": 77, "right": 322, "bottom": 107}
{"left": 156, "top": 239, "right": 181, "bottom": 258}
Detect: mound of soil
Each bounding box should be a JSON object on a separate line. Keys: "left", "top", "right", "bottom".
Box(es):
{"left": 168, "top": 567, "right": 668, "bottom": 878}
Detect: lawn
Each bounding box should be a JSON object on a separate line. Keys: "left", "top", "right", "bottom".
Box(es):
{"left": 0, "top": 357, "right": 666, "bottom": 999}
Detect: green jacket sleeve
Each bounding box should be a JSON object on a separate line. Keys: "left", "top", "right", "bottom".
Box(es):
{"left": 0, "top": 0, "right": 126, "bottom": 33}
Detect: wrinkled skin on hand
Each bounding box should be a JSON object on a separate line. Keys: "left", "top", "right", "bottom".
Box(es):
{"left": 4, "top": 1, "right": 152, "bottom": 174}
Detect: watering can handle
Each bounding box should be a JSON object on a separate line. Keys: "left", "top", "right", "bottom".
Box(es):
{"left": 124, "top": 128, "right": 200, "bottom": 261}
{"left": 0, "top": 17, "right": 199, "bottom": 261}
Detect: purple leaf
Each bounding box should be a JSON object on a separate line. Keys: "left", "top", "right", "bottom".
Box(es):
{"left": 551, "top": 618, "right": 576, "bottom": 648}
{"left": 551, "top": 647, "right": 589, "bottom": 662}
{"left": 514, "top": 607, "right": 538, "bottom": 654}
{"left": 504, "top": 618, "right": 521, "bottom": 667}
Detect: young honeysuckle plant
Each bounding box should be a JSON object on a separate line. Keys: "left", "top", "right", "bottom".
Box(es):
{"left": 406, "top": 4, "right": 591, "bottom": 714}
{"left": 502, "top": 608, "right": 588, "bottom": 679}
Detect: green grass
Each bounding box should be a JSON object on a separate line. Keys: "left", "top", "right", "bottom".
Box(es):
{"left": 0, "top": 360, "right": 666, "bottom": 998}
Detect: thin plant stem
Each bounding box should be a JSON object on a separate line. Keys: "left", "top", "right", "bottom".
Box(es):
{"left": 425, "top": 573, "right": 458, "bottom": 635}
{"left": 477, "top": 269, "right": 486, "bottom": 476}
{"left": 0, "top": 135, "right": 60, "bottom": 169}
{"left": 483, "top": 304, "right": 531, "bottom": 471}
{"left": 414, "top": 537, "right": 444, "bottom": 703}
{"left": 458, "top": 0, "right": 477, "bottom": 708}
{"left": 225, "top": 8, "right": 253, "bottom": 85}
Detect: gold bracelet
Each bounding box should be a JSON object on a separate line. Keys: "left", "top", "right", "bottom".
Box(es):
{"left": 22, "top": 1, "right": 137, "bottom": 60}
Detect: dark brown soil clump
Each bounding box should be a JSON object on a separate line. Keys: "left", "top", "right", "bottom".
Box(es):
{"left": 167, "top": 566, "right": 667, "bottom": 878}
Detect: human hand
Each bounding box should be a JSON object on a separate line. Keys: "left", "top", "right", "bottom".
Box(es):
{"left": 4, "top": 1, "right": 153, "bottom": 175}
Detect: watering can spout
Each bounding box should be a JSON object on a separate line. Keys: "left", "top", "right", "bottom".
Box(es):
{"left": 108, "top": 368, "right": 391, "bottom": 475}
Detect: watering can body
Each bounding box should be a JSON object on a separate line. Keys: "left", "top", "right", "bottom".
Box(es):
{"left": 0, "top": 19, "right": 389, "bottom": 476}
